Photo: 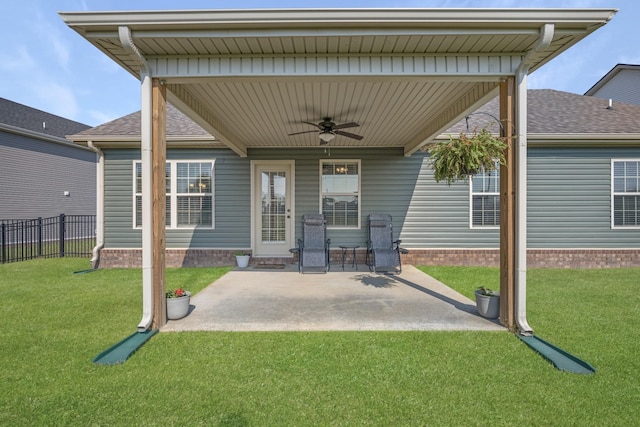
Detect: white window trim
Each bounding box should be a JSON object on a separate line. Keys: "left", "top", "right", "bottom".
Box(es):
{"left": 469, "top": 170, "right": 500, "bottom": 230}
{"left": 611, "top": 158, "right": 640, "bottom": 229}
{"left": 133, "top": 159, "right": 215, "bottom": 230}
{"left": 319, "top": 159, "right": 361, "bottom": 230}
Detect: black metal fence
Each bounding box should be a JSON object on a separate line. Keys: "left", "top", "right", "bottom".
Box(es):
{"left": 0, "top": 214, "right": 96, "bottom": 264}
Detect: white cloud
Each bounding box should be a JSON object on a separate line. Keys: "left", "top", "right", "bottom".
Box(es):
{"left": 50, "top": 36, "right": 71, "bottom": 70}
{"left": 0, "top": 46, "right": 36, "bottom": 71}
{"left": 89, "top": 110, "right": 119, "bottom": 125}
{"left": 619, "top": 55, "right": 640, "bottom": 65}
{"left": 34, "top": 82, "right": 79, "bottom": 120}
{"left": 33, "top": 10, "right": 71, "bottom": 69}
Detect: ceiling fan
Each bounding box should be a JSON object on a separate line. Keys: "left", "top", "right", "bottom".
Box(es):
{"left": 288, "top": 117, "right": 363, "bottom": 144}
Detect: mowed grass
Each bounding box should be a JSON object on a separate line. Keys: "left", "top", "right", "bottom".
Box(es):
{"left": 1, "top": 259, "right": 638, "bottom": 426}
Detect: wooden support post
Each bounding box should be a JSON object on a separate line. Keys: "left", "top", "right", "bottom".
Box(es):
{"left": 499, "top": 77, "right": 516, "bottom": 330}
{"left": 151, "top": 78, "right": 167, "bottom": 329}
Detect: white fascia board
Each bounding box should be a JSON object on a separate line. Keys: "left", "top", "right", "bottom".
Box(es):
{"left": 68, "top": 137, "right": 221, "bottom": 149}
{"left": 0, "top": 123, "right": 94, "bottom": 152}
{"left": 527, "top": 133, "right": 640, "bottom": 147}
{"left": 59, "top": 8, "right": 617, "bottom": 29}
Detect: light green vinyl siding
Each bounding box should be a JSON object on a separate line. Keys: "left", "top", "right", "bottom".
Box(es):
{"left": 103, "top": 145, "right": 640, "bottom": 251}
{"left": 251, "top": 148, "right": 497, "bottom": 248}
{"left": 528, "top": 147, "right": 640, "bottom": 248}
{"left": 103, "top": 148, "right": 249, "bottom": 249}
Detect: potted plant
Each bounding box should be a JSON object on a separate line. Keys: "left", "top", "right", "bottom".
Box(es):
{"left": 234, "top": 251, "right": 251, "bottom": 268}
{"left": 166, "top": 287, "right": 191, "bottom": 320}
{"left": 474, "top": 286, "right": 500, "bottom": 319}
{"left": 428, "top": 128, "right": 507, "bottom": 185}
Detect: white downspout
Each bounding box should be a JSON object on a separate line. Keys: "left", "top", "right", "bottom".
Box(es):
{"left": 119, "top": 26, "right": 154, "bottom": 332}
{"left": 514, "top": 23, "right": 554, "bottom": 335}
{"left": 137, "top": 75, "right": 154, "bottom": 332}
{"left": 87, "top": 141, "right": 104, "bottom": 269}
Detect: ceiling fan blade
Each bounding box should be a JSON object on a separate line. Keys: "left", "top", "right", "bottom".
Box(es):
{"left": 288, "top": 130, "right": 319, "bottom": 136}
{"left": 333, "top": 122, "right": 359, "bottom": 130}
{"left": 302, "top": 121, "right": 323, "bottom": 129}
{"left": 335, "top": 130, "right": 364, "bottom": 140}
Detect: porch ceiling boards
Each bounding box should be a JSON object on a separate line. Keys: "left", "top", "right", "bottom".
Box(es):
{"left": 60, "top": 8, "right": 616, "bottom": 156}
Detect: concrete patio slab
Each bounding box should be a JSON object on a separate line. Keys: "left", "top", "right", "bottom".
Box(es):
{"left": 161, "top": 265, "right": 505, "bottom": 332}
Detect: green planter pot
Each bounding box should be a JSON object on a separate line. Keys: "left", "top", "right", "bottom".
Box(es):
{"left": 166, "top": 292, "right": 191, "bottom": 320}
{"left": 475, "top": 290, "right": 500, "bottom": 319}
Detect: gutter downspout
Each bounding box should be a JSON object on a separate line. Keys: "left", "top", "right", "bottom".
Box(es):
{"left": 119, "top": 26, "right": 154, "bottom": 332}
{"left": 514, "top": 23, "right": 554, "bottom": 335}
{"left": 87, "top": 141, "right": 104, "bottom": 269}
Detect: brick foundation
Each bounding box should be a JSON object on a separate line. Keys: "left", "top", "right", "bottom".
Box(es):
{"left": 97, "top": 248, "right": 640, "bottom": 269}
{"left": 403, "top": 249, "right": 640, "bottom": 269}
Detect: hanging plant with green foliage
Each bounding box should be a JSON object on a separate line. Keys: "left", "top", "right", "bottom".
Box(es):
{"left": 428, "top": 128, "right": 507, "bottom": 185}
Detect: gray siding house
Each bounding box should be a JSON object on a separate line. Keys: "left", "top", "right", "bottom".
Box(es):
{"left": 68, "top": 89, "right": 640, "bottom": 269}
{"left": 585, "top": 64, "right": 640, "bottom": 106}
{"left": 0, "top": 98, "right": 96, "bottom": 219}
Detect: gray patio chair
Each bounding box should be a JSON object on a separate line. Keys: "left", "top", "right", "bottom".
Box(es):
{"left": 366, "top": 214, "right": 407, "bottom": 273}
{"left": 292, "top": 214, "right": 331, "bottom": 273}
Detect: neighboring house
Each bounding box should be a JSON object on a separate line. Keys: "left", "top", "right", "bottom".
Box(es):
{"left": 68, "top": 89, "right": 640, "bottom": 269}
{"left": 584, "top": 64, "right": 640, "bottom": 106}
{"left": 0, "top": 98, "right": 96, "bottom": 219}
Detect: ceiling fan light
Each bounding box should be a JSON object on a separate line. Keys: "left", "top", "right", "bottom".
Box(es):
{"left": 319, "top": 131, "right": 335, "bottom": 143}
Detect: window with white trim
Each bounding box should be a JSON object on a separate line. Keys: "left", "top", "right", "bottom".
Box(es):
{"left": 470, "top": 168, "right": 500, "bottom": 228}
{"left": 612, "top": 159, "right": 640, "bottom": 228}
{"left": 320, "top": 160, "right": 360, "bottom": 228}
{"left": 134, "top": 160, "right": 214, "bottom": 229}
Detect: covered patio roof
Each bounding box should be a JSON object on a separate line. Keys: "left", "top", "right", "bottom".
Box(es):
{"left": 59, "top": 7, "right": 616, "bottom": 331}
{"left": 60, "top": 8, "right": 615, "bottom": 157}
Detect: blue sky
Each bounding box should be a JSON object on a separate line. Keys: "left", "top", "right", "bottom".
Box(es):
{"left": 1, "top": 0, "right": 638, "bottom": 127}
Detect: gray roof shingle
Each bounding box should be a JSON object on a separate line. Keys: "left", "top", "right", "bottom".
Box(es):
{"left": 71, "top": 103, "right": 210, "bottom": 138}
{"left": 0, "top": 98, "right": 90, "bottom": 138}
{"left": 448, "top": 89, "right": 640, "bottom": 135}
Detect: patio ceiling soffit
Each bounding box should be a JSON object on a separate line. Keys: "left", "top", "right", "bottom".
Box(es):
{"left": 60, "top": 8, "right": 617, "bottom": 157}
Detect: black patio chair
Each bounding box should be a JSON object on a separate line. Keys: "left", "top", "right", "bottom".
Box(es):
{"left": 292, "top": 214, "right": 331, "bottom": 273}
{"left": 366, "top": 214, "right": 407, "bottom": 273}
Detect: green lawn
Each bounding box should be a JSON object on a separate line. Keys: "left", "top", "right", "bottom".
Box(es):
{"left": 1, "top": 259, "right": 638, "bottom": 426}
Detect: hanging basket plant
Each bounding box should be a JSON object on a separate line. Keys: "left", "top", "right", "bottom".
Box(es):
{"left": 428, "top": 128, "right": 507, "bottom": 185}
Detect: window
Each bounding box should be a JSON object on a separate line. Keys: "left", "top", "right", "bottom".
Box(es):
{"left": 612, "top": 160, "right": 640, "bottom": 228}
{"left": 134, "top": 162, "right": 170, "bottom": 228}
{"left": 320, "top": 160, "right": 360, "bottom": 228}
{"left": 134, "top": 160, "right": 214, "bottom": 229}
{"left": 471, "top": 168, "right": 500, "bottom": 228}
